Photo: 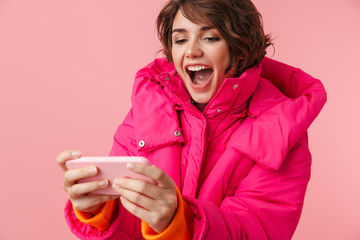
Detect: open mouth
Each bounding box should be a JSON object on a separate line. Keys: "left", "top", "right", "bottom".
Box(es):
{"left": 186, "top": 65, "right": 213, "bottom": 85}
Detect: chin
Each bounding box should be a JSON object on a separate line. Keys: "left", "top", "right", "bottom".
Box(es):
{"left": 191, "top": 94, "right": 212, "bottom": 104}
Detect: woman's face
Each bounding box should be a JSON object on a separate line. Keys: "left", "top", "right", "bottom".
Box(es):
{"left": 171, "top": 10, "right": 234, "bottom": 104}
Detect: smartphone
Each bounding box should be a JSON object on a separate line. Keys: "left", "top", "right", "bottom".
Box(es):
{"left": 66, "top": 156, "right": 155, "bottom": 195}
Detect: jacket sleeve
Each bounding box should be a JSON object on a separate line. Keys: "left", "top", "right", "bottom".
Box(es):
{"left": 64, "top": 109, "right": 144, "bottom": 240}
{"left": 183, "top": 134, "right": 311, "bottom": 240}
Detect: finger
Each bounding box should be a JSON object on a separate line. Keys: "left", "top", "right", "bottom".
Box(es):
{"left": 56, "top": 149, "right": 82, "bottom": 172}
{"left": 72, "top": 195, "right": 119, "bottom": 212}
{"left": 127, "top": 163, "right": 176, "bottom": 188}
{"left": 120, "top": 195, "right": 151, "bottom": 222}
{"left": 116, "top": 188, "right": 156, "bottom": 210}
{"left": 113, "top": 178, "right": 160, "bottom": 199}
{"left": 64, "top": 165, "right": 97, "bottom": 185}
{"left": 68, "top": 179, "right": 110, "bottom": 198}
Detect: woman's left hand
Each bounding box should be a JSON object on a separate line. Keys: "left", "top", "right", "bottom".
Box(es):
{"left": 112, "top": 163, "right": 178, "bottom": 233}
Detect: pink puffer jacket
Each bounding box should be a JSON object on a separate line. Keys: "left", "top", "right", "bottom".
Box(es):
{"left": 65, "top": 57, "right": 327, "bottom": 239}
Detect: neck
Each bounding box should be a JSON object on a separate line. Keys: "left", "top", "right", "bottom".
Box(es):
{"left": 195, "top": 102, "right": 207, "bottom": 112}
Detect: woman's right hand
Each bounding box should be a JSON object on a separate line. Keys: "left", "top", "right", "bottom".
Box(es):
{"left": 56, "top": 150, "right": 118, "bottom": 214}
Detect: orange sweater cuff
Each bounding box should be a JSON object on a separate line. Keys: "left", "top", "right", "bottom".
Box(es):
{"left": 73, "top": 199, "right": 117, "bottom": 232}
{"left": 141, "top": 188, "right": 194, "bottom": 240}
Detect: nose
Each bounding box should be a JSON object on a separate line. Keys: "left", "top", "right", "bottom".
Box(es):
{"left": 186, "top": 40, "right": 203, "bottom": 58}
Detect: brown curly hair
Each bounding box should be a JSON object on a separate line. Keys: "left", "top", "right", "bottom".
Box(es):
{"left": 157, "top": 0, "right": 273, "bottom": 76}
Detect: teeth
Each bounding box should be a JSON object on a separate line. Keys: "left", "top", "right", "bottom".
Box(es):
{"left": 187, "top": 65, "right": 210, "bottom": 72}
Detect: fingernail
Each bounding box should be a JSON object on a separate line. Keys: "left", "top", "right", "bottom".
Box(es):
{"left": 88, "top": 167, "right": 97, "bottom": 175}
{"left": 127, "top": 162, "right": 136, "bottom": 170}
{"left": 112, "top": 179, "right": 122, "bottom": 188}
{"left": 99, "top": 180, "right": 108, "bottom": 188}
{"left": 71, "top": 151, "right": 81, "bottom": 158}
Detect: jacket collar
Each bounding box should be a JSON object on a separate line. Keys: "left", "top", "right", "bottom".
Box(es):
{"left": 131, "top": 58, "right": 262, "bottom": 156}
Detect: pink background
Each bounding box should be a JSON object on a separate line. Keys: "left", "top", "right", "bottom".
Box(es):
{"left": 0, "top": 0, "right": 359, "bottom": 239}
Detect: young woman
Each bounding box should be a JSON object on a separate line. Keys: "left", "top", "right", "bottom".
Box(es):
{"left": 57, "top": 0, "right": 326, "bottom": 239}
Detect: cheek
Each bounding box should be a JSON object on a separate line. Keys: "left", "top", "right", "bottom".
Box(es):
{"left": 171, "top": 49, "right": 181, "bottom": 68}
{"left": 209, "top": 49, "right": 230, "bottom": 70}
{"left": 216, "top": 44, "right": 231, "bottom": 65}
{"left": 219, "top": 52, "right": 231, "bottom": 67}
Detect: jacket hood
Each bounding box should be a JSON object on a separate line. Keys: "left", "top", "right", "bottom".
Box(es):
{"left": 228, "top": 57, "right": 327, "bottom": 170}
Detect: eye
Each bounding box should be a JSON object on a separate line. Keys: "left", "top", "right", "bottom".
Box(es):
{"left": 174, "top": 39, "right": 188, "bottom": 45}
{"left": 204, "top": 37, "right": 220, "bottom": 43}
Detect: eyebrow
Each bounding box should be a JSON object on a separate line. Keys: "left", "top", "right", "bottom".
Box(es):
{"left": 172, "top": 26, "right": 215, "bottom": 34}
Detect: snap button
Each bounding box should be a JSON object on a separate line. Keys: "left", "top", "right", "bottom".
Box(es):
{"left": 165, "top": 77, "right": 170, "bottom": 81}
{"left": 138, "top": 140, "right": 145, "bottom": 147}
{"left": 174, "top": 131, "right": 181, "bottom": 137}
{"left": 217, "top": 109, "right": 222, "bottom": 113}
{"left": 233, "top": 84, "right": 238, "bottom": 89}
